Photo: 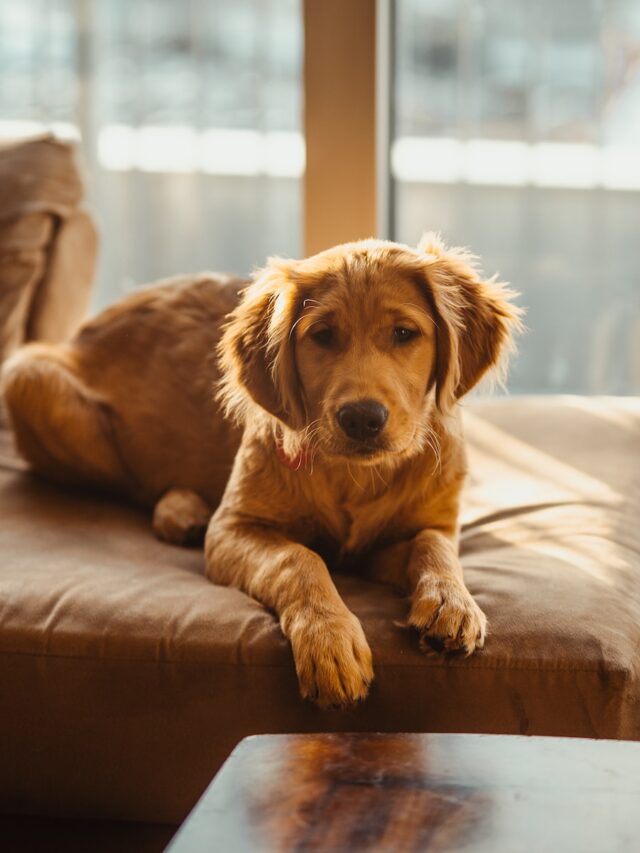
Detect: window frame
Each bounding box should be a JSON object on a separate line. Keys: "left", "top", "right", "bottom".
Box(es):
{"left": 303, "top": 0, "right": 393, "bottom": 254}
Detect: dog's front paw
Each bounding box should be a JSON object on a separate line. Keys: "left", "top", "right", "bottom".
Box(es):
{"left": 285, "top": 606, "right": 374, "bottom": 709}
{"left": 409, "top": 577, "right": 487, "bottom": 655}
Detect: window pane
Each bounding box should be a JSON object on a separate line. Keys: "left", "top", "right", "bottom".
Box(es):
{"left": 394, "top": 0, "right": 640, "bottom": 394}
{"left": 0, "top": 0, "right": 303, "bottom": 307}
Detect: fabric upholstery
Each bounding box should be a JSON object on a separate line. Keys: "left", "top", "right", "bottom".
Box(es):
{"left": 0, "top": 136, "right": 97, "bottom": 362}
{"left": 0, "top": 396, "right": 639, "bottom": 823}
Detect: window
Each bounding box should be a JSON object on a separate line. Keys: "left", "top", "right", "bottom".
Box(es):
{"left": 393, "top": 0, "right": 640, "bottom": 394}
{"left": 0, "top": 0, "right": 303, "bottom": 307}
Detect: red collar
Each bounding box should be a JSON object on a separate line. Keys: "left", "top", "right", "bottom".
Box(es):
{"left": 275, "top": 431, "right": 311, "bottom": 470}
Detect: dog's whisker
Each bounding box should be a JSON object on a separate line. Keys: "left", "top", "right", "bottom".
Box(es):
{"left": 297, "top": 419, "right": 324, "bottom": 474}
{"left": 372, "top": 464, "right": 388, "bottom": 489}
{"left": 298, "top": 419, "right": 322, "bottom": 442}
{"left": 300, "top": 419, "right": 321, "bottom": 440}
{"left": 307, "top": 438, "right": 322, "bottom": 474}
{"left": 346, "top": 461, "right": 365, "bottom": 492}
{"left": 420, "top": 423, "right": 442, "bottom": 475}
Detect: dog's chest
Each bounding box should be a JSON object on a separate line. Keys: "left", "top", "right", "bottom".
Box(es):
{"left": 342, "top": 505, "right": 380, "bottom": 553}
{"left": 308, "top": 485, "right": 392, "bottom": 556}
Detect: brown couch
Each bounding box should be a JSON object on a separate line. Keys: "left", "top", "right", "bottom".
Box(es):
{"left": 1, "top": 395, "right": 639, "bottom": 830}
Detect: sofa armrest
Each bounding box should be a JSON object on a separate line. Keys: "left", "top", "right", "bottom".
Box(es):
{"left": 0, "top": 135, "right": 97, "bottom": 361}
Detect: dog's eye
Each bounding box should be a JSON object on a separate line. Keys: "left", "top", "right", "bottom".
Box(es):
{"left": 310, "top": 325, "right": 334, "bottom": 347}
{"left": 393, "top": 326, "right": 418, "bottom": 344}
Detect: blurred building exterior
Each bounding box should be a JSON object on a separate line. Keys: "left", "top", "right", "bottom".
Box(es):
{"left": 395, "top": 0, "right": 640, "bottom": 394}
{"left": 1, "top": 0, "right": 639, "bottom": 393}
{"left": 0, "top": 0, "right": 303, "bottom": 306}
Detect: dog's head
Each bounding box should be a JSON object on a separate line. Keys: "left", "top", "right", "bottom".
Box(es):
{"left": 218, "top": 235, "right": 523, "bottom": 465}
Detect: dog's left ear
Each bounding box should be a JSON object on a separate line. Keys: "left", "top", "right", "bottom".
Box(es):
{"left": 418, "top": 233, "right": 524, "bottom": 411}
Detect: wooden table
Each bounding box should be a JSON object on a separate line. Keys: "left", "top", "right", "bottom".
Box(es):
{"left": 168, "top": 732, "right": 640, "bottom": 852}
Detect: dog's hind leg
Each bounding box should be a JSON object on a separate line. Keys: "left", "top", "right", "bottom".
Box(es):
{"left": 152, "top": 489, "right": 212, "bottom": 546}
{"left": 1, "top": 343, "right": 129, "bottom": 492}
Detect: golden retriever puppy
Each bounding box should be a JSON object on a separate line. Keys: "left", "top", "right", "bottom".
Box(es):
{"left": 208, "top": 234, "right": 521, "bottom": 707}
{"left": 2, "top": 236, "right": 521, "bottom": 709}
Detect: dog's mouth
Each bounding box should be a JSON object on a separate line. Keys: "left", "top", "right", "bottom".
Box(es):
{"left": 324, "top": 437, "right": 393, "bottom": 463}
{"left": 318, "top": 422, "right": 426, "bottom": 466}
{"left": 310, "top": 419, "right": 419, "bottom": 465}
{"left": 351, "top": 443, "right": 385, "bottom": 458}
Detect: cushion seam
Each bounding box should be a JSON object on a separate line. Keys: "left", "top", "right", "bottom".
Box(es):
{"left": 0, "top": 647, "right": 627, "bottom": 674}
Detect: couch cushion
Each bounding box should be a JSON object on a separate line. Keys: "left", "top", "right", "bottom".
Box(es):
{"left": 0, "top": 396, "right": 639, "bottom": 823}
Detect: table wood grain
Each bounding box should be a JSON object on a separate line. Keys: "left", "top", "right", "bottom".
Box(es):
{"left": 168, "top": 732, "right": 640, "bottom": 852}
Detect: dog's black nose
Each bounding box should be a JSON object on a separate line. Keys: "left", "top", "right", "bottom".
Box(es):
{"left": 336, "top": 400, "right": 389, "bottom": 441}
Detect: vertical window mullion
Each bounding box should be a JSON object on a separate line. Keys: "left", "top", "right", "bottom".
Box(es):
{"left": 303, "top": 0, "right": 377, "bottom": 255}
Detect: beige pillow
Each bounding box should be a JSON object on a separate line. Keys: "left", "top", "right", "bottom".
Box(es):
{"left": 0, "top": 135, "right": 97, "bottom": 362}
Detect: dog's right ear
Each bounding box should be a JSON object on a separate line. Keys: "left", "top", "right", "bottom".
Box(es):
{"left": 217, "top": 259, "right": 306, "bottom": 429}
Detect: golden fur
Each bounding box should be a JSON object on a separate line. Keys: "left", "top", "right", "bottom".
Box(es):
{"left": 1, "top": 273, "right": 243, "bottom": 527}
{"left": 1, "top": 236, "right": 522, "bottom": 708}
